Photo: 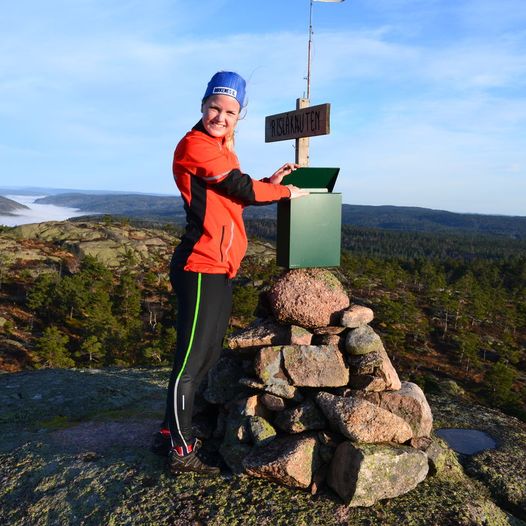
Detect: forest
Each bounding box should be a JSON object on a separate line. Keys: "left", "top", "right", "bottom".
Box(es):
{"left": 1, "top": 220, "right": 525, "bottom": 422}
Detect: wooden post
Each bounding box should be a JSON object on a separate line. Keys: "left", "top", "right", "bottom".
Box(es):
{"left": 295, "top": 98, "right": 310, "bottom": 166}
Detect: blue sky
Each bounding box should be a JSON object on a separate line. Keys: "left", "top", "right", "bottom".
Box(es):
{"left": 1, "top": 0, "right": 525, "bottom": 215}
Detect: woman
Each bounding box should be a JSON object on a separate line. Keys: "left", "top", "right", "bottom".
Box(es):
{"left": 153, "top": 71, "right": 307, "bottom": 475}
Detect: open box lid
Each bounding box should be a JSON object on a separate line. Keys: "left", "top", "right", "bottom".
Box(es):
{"left": 281, "top": 167, "right": 340, "bottom": 193}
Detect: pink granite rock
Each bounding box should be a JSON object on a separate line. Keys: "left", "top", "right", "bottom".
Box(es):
{"left": 358, "top": 382, "right": 433, "bottom": 437}
{"left": 315, "top": 392, "right": 413, "bottom": 444}
{"left": 282, "top": 345, "right": 349, "bottom": 387}
{"left": 290, "top": 325, "right": 313, "bottom": 345}
{"left": 243, "top": 434, "right": 320, "bottom": 489}
{"left": 268, "top": 269, "right": 350, "bottom": 329}
{"left": 340, "top": 305, "right": 374, "bottom": 328}
{"left": 227, "top": 318, "right": 289, "bottom": 349}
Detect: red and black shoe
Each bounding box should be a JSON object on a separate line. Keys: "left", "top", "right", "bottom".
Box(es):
{"left": 150, "top": 428, "right": 171, "bottom": 457}
{"left": 168, "top": 439, "right": 220, "bottom": 476}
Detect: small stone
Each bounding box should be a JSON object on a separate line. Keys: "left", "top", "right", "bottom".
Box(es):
{"left": 219, "top": 442, "right": 252, "bottom": 474}
{"left": 254, "top": 346, "right": 289, "bottom": 387}
{"left": 311, "top": 464, "right": 328, "bottom": 495}
{"left": 347, "top": 346, "right": 401, "bottom": 392}
{"left": 345, "top": 325, "right": 383, "bottom": 355}
{"left": 340, "top": 305, "right": 374, "bottom": 328}
{"left": 274, "top": 400, "right": 327, "bottom": 434}
{"left": 249, "top": 416, "right": 277, "bottom": 447}
{"left": 348, "top": 375, "right": 388, "bottom": 392}
{"left": 312, "top": 326, "right": 346, "bottom": 335}
{"left": 238, "top": 378, "right": 302, "bottom": 401}
{"left": 289, "top": 325, "right": 313, "bottom": 345}
{"left": 312, "top": 333, "right": 341, "bottom": 346}
{"left": 240, "top": 395, "right": 271, "bottom": 419}
{"left": 260, "top": 393, "right": 286, "bottom": 412}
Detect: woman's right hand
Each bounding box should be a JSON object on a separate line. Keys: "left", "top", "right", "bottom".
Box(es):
{"left": 286, "top": 185, "right": 309, "bottom": 199}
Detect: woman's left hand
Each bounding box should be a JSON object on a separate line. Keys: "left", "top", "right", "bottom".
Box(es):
{"left": 269, "top": 163, "right": 300, "bottom": 185}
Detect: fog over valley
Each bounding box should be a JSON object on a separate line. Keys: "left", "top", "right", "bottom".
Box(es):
{"left": 0, "top": 195, "right": 88, "bottom": 227}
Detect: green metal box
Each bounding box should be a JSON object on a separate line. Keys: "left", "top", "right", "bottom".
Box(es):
{"left": 277, "top": 167, "right": 341, "bottom": 268}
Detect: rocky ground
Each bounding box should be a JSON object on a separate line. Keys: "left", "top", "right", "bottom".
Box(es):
{"left": 1, "top": 367, "right": 525, "bottom": 526}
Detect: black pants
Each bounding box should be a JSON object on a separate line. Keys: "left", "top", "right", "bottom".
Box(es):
{"left": 163, "top": 268, "right": 232, "bottom": 453}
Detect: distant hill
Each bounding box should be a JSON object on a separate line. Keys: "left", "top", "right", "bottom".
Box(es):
{"left": 35, "top": 193, "right": 526, "bottom": 239}
{"left": 0, "top": 195, "right": 29, "bottom": 215}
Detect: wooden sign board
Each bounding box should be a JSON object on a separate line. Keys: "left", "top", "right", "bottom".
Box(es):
{"left": 265, "top": 103, "right": 330, "bottom": 143}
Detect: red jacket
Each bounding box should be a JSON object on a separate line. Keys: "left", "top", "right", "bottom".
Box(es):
{"left": 172, "top": 121, "right": 290, "bottom": 278}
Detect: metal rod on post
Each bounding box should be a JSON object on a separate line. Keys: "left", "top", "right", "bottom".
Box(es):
{"left": 306, "top": 0, "right": 313, "bottom": 101}
{"left": 296, "top": 0, "right": 313, "bottom": 167}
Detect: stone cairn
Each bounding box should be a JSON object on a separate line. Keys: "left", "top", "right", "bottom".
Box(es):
{"left": 200, "top": 269, "right": 433, "bottom": 507}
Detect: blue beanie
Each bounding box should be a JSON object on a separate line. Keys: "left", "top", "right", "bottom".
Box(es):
{"left": 203, "top": 71, "right": 246, "bottom": 108}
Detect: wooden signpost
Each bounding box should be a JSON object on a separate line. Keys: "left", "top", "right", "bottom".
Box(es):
{"left": 265, "top": 100, "right": 331, "bottom": 166}
{"left": 265, "top": 102, "right": 330, "bottom": 143}
{"left": 264, "top": 0, "right": 343, "bottom": 269}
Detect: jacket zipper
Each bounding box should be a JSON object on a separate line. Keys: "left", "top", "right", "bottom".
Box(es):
{"left": 220, "top": 226, "right": 225, "bottom": 262}
{"left": 224, "top": 221, "right": 234, "bottom": 263}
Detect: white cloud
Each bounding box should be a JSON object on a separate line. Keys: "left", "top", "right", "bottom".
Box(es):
{"left": 1, "top": 0, "right": 525, "bottom": 215}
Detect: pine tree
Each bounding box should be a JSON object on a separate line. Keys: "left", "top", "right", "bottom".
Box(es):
{"left": 484, "top": 361, "right": 518, "bottom": 407}
{"left": 76, "top": 335, "right": 105, "bottom": 368}
{"left": 34, "top": 326, "right": 74, "bottom": 368}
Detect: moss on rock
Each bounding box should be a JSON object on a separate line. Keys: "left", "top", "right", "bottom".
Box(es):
{"left": 1, "top": 369, "right": 525, "bottom": 525}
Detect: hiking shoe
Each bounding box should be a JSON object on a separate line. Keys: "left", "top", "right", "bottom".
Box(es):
{"left": 151, "top": 430, "right": 171, "bottom": 457}
{"left": 168, "top": 440, "right": 220, "bottom": 476}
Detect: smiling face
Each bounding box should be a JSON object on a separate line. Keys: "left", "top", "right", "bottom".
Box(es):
{"left": 201, "top": 94, "right": 240, "bottom": 139}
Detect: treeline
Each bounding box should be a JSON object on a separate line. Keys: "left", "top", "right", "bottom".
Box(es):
{"left": 245, "top": 221, "right": 526, "bottom": 261}
{"left": 26, "top": 255, "right": 177, "bottom": 369}
{"left": 11, "top": 223, "right": 526, "bottom": 421}
{"left": 337, "top": 251, "right": 526, "bottom": 418}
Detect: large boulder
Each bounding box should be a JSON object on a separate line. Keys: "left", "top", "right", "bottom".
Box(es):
{"left": 282, "top": 345, "right": 349, "bottom": 387}
{"left": 243, "top": 434, "right": 320, "bottom": 489}
{"left": 327, "top": 442, "right": 429, "bottom": 506}
{"left": 268, "top": 269, "right": 350, "bottom": 329}
{"left": 315, "top": 392, "right": 413, "bottom": 444}
{"left": 358, "top": 382, "right": 433, "bottom": 437}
